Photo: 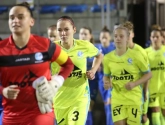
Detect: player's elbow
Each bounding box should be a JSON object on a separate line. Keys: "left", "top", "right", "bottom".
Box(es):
{"left": 146, "top": 71, "right": 152, "bottom": 80}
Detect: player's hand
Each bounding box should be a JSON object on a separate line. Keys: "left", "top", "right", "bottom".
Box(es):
{"left": 32, "top": 76, "right": 54, "bottom": 101}
{"left": 36, "top": 90, "right": 52, "bottom": 114}
{"left": 125, "top": 82, "right": 135, "bottom": 90}
{"left": 86, "top": 70, "right": 95, "bottom": 80}
{"left": 2, "top": 85, "right": 20, "bottom": 99}
{"left": 33, "top": 76, "right": 63, "bottom": 101}
{"left": 104, "top": 81, "right": 112, "bottom": 90}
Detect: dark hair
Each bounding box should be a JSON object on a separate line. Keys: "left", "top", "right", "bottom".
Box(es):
{"left": 101, "top": 26, "right": 110, "bottom": 34}
{"left": 81, "top": 26, "right": 95, "bottom": 44}
{"left": 57, "top": 16, "right": 75, "bottom": 27}
{"left": 47, "top": 24, "right": 57, "bottom": 30}
{"left": 0, "top": 37, "right": 2, "bottom": 41}
{"left": 11, "top": 2, "right": 33, "bottom": 18}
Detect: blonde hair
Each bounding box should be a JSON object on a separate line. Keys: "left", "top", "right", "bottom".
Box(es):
{"left": 121, "top": 21, "right": 134, "bottom": 31}
{"left": 151, "top": 24, "right": 161, "bottom": 30}
{"left": 47, "top": 24, "right": 57, "bottom": 30}
{"left": 113, "top": 25, "right": 130, "bottom": 37}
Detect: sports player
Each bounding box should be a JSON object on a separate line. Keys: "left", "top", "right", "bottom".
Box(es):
{"left": 47, "top": 24, "right": 60, "bottom": 75}
{"left": 145, "top": 29, "right": 165, "bottom": 125}
{"left": 79, "top": 26, "right": 98, "bottom": 125}
{"left": 47, "top": 24, "right": 60, "bottom": 42}
{"left": 121, "top": 21, "right": 150, "bottom": 125}
{"left": 103, "top": 26, "right": 152, "bottom": 125}
{"left": 0, "top": 2, "right": 73, "bottom": 125}
{"left": 53, "top": 16, "right": 103, "bottom": 125}
{"left": 98, "top": 26, "right": 115, "bottom": 125}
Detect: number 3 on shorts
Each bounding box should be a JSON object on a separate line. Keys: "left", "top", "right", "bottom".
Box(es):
{"left": 72, "top": 111, "right": 79, "bottom": 121}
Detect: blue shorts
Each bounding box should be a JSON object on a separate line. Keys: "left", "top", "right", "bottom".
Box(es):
{"left": 89, "top": 79, "right": 98, "bottom": 101}
{"left": 98, "top": 80, "right": 111, "bottom": 103}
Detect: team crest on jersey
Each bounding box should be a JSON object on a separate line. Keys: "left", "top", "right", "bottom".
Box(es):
{"left": 35, "top": 52, "right": 43, "bottom": 63}
{"left": 77, "top": 51, "right": 83, "bottom": 58}
{"left": 127, "top": 58, "right": 133, "bottom": 64}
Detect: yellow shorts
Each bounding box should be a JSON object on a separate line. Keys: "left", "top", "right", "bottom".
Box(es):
{"left": 149, "top": 94, "right": 159, "bottom": 107}
{"left": 142, "top": 91, "right": 149, "bottom": 114}
{"left": 160, "top": 93, "right": 165, "bottom": 109}
{"left": 111, "top": 105, "right": 142, "bottom": 125}
{"left": 54, "top": 97, "right": 90, "bottom": 125}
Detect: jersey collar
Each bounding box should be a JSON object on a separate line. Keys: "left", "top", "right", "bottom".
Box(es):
{"left": 9, "top": 34, "right": 34, "bottom": 50}
{"left": 60, "top": 39, "right": 76, "bottom": 52}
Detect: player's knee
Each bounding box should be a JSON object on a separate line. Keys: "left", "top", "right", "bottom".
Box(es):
{"left": 151, "top": 107, "right": 160, "bottom": 112}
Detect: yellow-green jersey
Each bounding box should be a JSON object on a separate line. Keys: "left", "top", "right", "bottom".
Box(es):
{"left": 51, "top": 62, "right": 60, "bottom": 75}
{"left": 103, "top": 48, "right": 150, "bottom": 106}
{"left": 53, "top": 39, "right": 99, "bottom": 108}
{"left": 133, "top": 44, "right": 149, "bottom": 64}
{"left": 145, "top": 46, "right": 165, "bottom": 94}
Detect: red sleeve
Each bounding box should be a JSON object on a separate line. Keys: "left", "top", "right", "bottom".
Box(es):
{"left": 58, "top": 57, "right": 73, "bottom": 79}
{"left": 0, "top": 86, "right": 3, "bottom": 95}
{"left": 48, "top": 41, "right": 73, "bottom": 79}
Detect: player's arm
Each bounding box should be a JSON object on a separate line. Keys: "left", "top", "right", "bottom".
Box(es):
{"left": 125, "top": 54, "right": 152, "bottom": 90}
{"left": 86, "top": 42, "right": 103, "bottom": 80}
{"left": 32, "top": 42, "right": 73, "bottom": 104}
{"left": 103, "top": 76, "right": 112, "bottom": 90}
{"left": 50, "top": 43, "right": 73, "bottom": 80}
{"left": 143, "top": 80, "right": 149, "bottom": 101}
{"left": 102, "top": 55, "right": 112, "bottom": 90}
{"left": 87, "top": 52, "right": 103, "bottom": 80}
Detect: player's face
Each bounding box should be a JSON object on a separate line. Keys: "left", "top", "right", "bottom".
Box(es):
{"left": 114, "top": 29, "right": 128, "bottom": 49}
{"left": 47, "top": 29, "right": 59, "bottom": 41}
{"left": 150, "top": 31, "right": 162, "bottom": 48}
{"left": 8, "top": 6, "right": 34, "bottom": 34}
{"left": 100, "top": 32, "right": 111, "bottom": 47}
{"left": 57, "top": 20, "right": 76, "bottom": 44}
{"left": 79, "top": 28, "right": 91, "bottom": 41}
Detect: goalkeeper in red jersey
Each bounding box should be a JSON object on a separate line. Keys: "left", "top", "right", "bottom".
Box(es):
{"left": 0, "top": 2, "right": 73, "bottom": 125}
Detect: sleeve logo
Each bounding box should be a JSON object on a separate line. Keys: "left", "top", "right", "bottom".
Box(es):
{"left": 35, "top": 52, "right": 43, "bottom": 61}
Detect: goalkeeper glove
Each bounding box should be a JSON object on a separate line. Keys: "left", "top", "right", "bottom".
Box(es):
{"left": 36, "top": 90, "right": 52, "bottom": 114}
{"left": 32, "top": 75, "right": 64, "bottom": 101}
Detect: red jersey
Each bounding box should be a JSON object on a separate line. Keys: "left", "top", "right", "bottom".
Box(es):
{"left": 0, "top": 34, "right": 73, "bottom": 124}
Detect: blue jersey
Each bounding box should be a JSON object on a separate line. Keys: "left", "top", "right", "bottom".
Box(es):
{"left": 97, "top": 42, "right": 116, "bottom": 75}
{"left": 87, "top": 44, "right": 100, "bottom": 101}
{"left": 97, "top": 42, "right": 116, "bottom": 102}
{"left": 100, "top": 42, "right": 116, "bottom": 55}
